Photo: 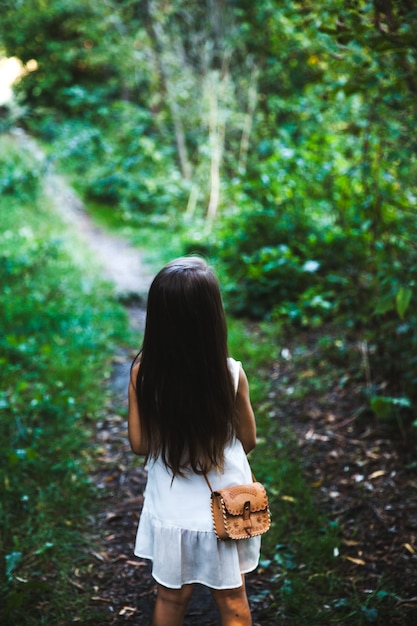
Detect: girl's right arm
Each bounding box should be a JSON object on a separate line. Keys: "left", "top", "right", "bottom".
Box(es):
{"left": 128, "top": 363, "right": 148, "bottom": 456}
{"left": 235, "top": 365, "right": 257, "bottom": 454}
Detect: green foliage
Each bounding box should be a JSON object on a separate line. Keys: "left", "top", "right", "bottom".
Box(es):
{"left": 213, "top": 201, "right": 366, "bottom": 322}
{"left": 1, "top": 0, "right": 416, "bottom": 492}
{"left": 1, "top": 3, "right": 415, "bottom": 620}
{"left": 22, "top": 0, "right": 413, "bottom": 428}
{"left": 0, "top": 144, "right": 127, "bottom": 624}
{"left": 216, "top": 204, "right": 417, "bottom": 424}
{"left": 0, "top": 135, "right": 44, "bottom": 199}
{"left": 37, "top": 102, "right": 187, "bottom": 217}
{"left": 0, "top": 0, "right": 145, "bottom": 112}
{"left": 211, "top": 1, "right": 417, "bottom": 426}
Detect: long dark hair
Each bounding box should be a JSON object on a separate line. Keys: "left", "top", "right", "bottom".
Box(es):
{"left": 132, "top": 256, "right": 237, "bottom": 476}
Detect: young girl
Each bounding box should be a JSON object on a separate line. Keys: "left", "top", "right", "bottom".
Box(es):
{"left": 128, "top": 256, "right": 260, "bottom": 626}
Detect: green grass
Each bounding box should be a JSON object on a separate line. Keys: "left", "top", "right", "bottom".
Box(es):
{"left": 0, "top": 144, "right": 128, "bottom": 625}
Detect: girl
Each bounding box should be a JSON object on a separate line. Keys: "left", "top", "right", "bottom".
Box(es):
{"left": 128, "top": 256, "right": 260, "bottom": 626}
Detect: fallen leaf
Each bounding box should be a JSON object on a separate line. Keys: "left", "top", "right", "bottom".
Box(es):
{"left": 368, "top": 470, "right": 386, "bottom": 480}
{"left": 366, "top": 450, "right": 381, "bottom": 460}
{"left": 91, "top": 551, "right": 110, "bottom": 562}
{"left": 103, "top": 475, "right": 117, "bottom": 483}
{"left": 119, "top": 606, "right": 137, "bottom": 616}
{"left": 300, "top": 369, "right": 315, "bottom": 378}
{"left": 403, "top": 543, "right": 416, "bottom": 555}
{"left": 344, "top": 556, "right": 366, "bottom": 565}
{"left": 281, "top": 495, "right": 296, "bottom": 503}
{"left": 105, "top": 512, "right": 122, "bottom": 522}
{"left": 68, "top": 577, "right": 84, "bottom": 591}
{"left": 310, "top": 480, "right": 322, "bottom": 487}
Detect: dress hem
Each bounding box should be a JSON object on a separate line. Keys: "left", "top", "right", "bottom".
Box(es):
{"left": 133, "top": 553, "right": 258, "bottom": 590}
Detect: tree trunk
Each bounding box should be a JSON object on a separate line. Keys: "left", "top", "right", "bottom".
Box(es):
{"left": 145, "top": 0, "right": 193, "bottom": 181}
{"left": 238, "top": 62, "right": 259, "bottom": 175}
{"left": 206, "top": 68, "right": 228, "bottom": 222}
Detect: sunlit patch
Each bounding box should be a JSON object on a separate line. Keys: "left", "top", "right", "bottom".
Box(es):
{"left": 0, "top": 56, "right": 38, "bottom": 104}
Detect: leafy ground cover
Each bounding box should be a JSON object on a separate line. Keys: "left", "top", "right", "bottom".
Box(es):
{"left": 0, "top": 143, "right": 128, "bottom": 625}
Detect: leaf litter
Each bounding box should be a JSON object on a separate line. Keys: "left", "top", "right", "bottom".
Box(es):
{"left": 267, "top": 331, "right": 417, "bottom": 623}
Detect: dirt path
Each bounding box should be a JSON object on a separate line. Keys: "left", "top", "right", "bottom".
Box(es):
{"left": 11, "top": 128, "right": 153, "bottom": 303}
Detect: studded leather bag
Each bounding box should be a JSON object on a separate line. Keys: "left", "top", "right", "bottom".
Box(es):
{"left": 204, "top": 475, "right": 271, "bottom": 540}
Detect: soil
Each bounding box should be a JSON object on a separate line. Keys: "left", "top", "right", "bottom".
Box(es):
{"left": 27, "top": 137, "right": 416, "bottom": 624}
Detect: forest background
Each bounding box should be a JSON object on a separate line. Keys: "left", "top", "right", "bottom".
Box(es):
{"left": 0, "top": 1, "right": 416, "bottom": 625}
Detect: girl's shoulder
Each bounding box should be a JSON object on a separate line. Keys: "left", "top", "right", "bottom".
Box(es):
{"left": 227, "top": 356, "right": 241, "bottom": 369}
{"left": 228, "top": 357, "right": 252, "bottom": 398}
{"left": 227, "top": 357, "right": 242, "bottom": 393}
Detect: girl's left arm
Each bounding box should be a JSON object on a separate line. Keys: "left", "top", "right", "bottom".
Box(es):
{"left": 128, "top": 364, "right": 148, "bottom": 456}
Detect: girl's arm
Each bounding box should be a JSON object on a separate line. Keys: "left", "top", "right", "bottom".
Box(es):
{"left": 128, "top": 364, "right": 148, "bottom": 456}
{"left": 235, "top": 365, "right": 257, "bottom": 453}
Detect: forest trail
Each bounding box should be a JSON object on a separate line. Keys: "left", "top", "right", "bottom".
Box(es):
{"left": 12, "top": 133, "right": 268, "bottom": 624}
{"left": 44, "top": 173, "right": 153, "bottom": 303}
{"left": 11, "top": 132, "right": 416, "bottom": 624}
{"left": 11, "top": 128, "right": 153, "bottom": 306}
{"left": 12, "top": 127, "right": 150, "bottom": 395}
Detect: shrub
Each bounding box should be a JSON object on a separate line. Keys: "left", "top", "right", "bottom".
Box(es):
{"left": 0, "top": 134, "right": 44, "bottom": 200}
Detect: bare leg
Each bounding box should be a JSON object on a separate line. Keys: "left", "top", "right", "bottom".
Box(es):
{"left": 152, "top": 583, "right": 194, "bottom": 626}
{"left": 211, "top": 576, "right": 252, "bottom": 626}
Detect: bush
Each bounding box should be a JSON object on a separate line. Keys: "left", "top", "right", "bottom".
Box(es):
{"left": 198, "top": 191, "right": 417, "bottom": 428}
{"left": 0, "top": 134, "right": 44, "bottom": 200}
{"left": 212, "top": 200, "right": 370, "bottom": 324}
{"left": 42, "top": 102, "right": 188, "bottom": 217}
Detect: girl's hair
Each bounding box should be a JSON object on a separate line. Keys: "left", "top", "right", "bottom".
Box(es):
{"left": 133, "top": 256, "right": 237, "bottom": 476}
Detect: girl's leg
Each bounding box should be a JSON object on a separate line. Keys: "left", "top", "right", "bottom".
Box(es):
{"left": 211, "top": 576, "right": 252, "bottom": 626}
{"left": 152, "top": 583, "right": 194, "bottom": 626}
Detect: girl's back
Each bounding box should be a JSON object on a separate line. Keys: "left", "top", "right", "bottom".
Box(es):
{"left": 128, "top": 257, "right": 259, "bottom": 625}
{"left": 132, "top": 256, "right": 238, "bottom": 476}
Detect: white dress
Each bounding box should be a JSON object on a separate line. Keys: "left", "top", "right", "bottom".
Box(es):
{"left": 134, "top": 358, "right": 261, "bottom": 590}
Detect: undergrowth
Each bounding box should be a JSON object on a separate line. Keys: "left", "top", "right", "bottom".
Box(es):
{"left": 228, "top": 321, "right": 407, "bottom": 624}
{"left": 0, "top": 142, "right": 128, "bottom": 625}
